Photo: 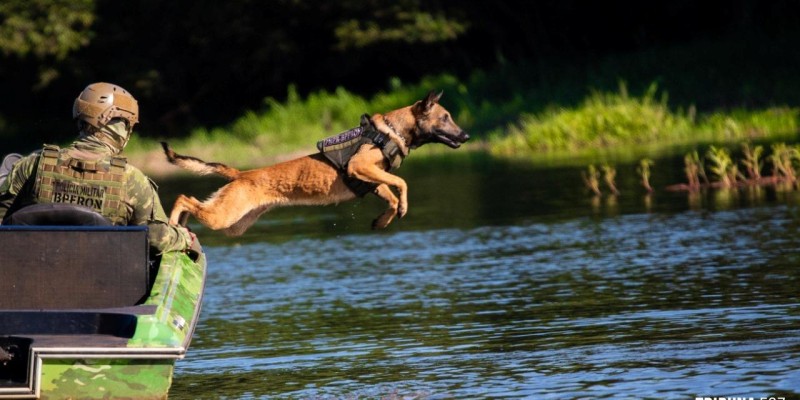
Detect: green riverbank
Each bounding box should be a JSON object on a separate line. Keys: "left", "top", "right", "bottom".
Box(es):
{"left": 122, "top": 33, "right": 799, "bottom": 174}
{"left": 127, "top": 81, "right": 798, "bottom": 176}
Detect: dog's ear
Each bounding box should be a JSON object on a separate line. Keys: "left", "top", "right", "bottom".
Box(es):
{"left": 414, "top": 90, "right": 443, "bottom": 115}
{"left": 360, "top": 113, "right": 373, "bottom": 128}
{"left": 427, "top": 90, "right": 443, "bottom": 104}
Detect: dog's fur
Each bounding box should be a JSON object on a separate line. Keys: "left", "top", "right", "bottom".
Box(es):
{"left": 162, "top": 91, "right": 469, "bottom": 236}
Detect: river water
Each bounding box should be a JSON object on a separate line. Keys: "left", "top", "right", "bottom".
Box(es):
{"left": 159, "top": 153, "right": 800, "bottom": 399}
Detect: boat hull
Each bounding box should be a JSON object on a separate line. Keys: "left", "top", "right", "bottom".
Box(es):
{"left": 0, "top": 227, "right": 206, "bottom": 399}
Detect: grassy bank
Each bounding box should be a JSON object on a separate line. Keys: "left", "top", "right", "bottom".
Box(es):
{"left": 490, "top": 82, "right": 799, "bottom": 160}
{"left": 126, "top": 33, "right": 800, "bottom": 173}
{"left": 128, "top": 81, "right": 799, "bottom": 174}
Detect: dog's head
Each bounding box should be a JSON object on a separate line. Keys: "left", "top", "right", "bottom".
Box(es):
{"left": 409, "top": 91, "right": 469, "bottom": 149}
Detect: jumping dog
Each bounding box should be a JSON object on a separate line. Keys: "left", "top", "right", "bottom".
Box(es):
{"left": 161, "top": 91, "right": 469, "bottom": 236}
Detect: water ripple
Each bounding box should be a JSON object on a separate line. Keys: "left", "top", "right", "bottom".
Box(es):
{"left": 172, "top": 206, "right": 800, "bottom": 399}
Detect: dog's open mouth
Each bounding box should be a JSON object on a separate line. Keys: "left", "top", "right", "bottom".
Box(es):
{"left": 435, "top": 131, "right": 470, "bottom": 149}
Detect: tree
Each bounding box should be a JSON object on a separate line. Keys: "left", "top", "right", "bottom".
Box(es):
{"left": 333, "top": 1, "right": 468, "bottom": 50}
{"left": 0, "top": 0, "right": 95, "bottom": 87}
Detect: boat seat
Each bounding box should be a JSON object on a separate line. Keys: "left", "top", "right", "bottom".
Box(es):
{"left": 0, "top": 226, "right": 150, "bottom": 310}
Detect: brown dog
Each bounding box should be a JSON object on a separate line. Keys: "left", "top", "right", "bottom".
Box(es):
{"left": 161, "top": 91, "right": 469, "bottom": 236}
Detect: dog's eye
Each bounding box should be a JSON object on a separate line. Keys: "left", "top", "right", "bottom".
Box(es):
{"left": 441, "top": 114, "right": 450, "bottom": 122}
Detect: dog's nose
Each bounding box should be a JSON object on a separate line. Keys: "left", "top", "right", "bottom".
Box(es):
{"left": 461, "top": 131, "right": 470, "bottom": 141}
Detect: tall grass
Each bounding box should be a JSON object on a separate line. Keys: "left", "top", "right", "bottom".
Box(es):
{"left": 706, "top": 146, "right": 738, "bottom": 188}
{"left": 153, "top": 86, "right": 372, "bottom": 164}
{"left": 740, "top": 143, "right": 764, "bottom": 180}
{"left": 637, "top": 158, "right": 654, "bottom": 192}
{"left": 582, "top": 165, "right": 602, "bottom": 196}
{"left": 683, "top": 151, "right": 705, "bottom": 189}
{"left": 128, "top": 77, "right": 799, "bottom": 171}
{"left": 769, "top": 143, "right": 800, "bottom": 182}
{"left": 490, "top": 82, "right": 799, "bottom": 158}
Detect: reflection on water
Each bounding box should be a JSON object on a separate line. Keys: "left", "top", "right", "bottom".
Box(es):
{"left": 162, "top": 154, "right": 800, "bottom": 399}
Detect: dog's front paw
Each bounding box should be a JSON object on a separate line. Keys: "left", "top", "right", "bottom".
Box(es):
{"left": 397, "top": 197, "right": 408, "bottom": 218}
{"left": 372, "top": 215, "right": 393, "bottom": 229}
{"left": 372, "top": 218, "right": 390, "bottom": 230}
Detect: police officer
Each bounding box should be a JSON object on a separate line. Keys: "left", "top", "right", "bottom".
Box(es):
{"left": 0, "top": 82, "right": 195, "bottom": 254}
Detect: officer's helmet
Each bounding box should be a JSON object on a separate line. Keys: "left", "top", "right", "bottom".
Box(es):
{"left": 72, "top": 82, "right": 139, "bottom": 130}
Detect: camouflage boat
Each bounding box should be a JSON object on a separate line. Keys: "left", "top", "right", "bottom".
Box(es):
{"left": 0, "top": 207, "right": 206, "bottom": 399}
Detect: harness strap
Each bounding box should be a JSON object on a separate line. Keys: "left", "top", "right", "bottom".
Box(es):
{"left": 361, "top": 129, "right": 404, "bottom": 170}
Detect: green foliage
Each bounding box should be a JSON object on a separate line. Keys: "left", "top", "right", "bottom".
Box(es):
{"left": 667, "top": 142, "right": 800, "bottom": 193}
{"left": 582, "top": 165, "right": 601, "bottom": 196}
{"left": 696, "top": 108, "right": 800, "bottom": 140}
{"left": 490, "top": 82, "right": 799, "bottom": 158}
{"left": 768, "top": 143, "right": 800, "bottom": 182}
{"left": 0, "top": 0, "right": 94, "bottom": 59}
{"left": 113, "top": 29, "right": 799, "bottom": 169}
{"left": 335, "top": 10, "right": 468, "bottom": 49}
{"left": 0, "top": 0, "right": 95, "bottom": 88}
{"left": 124, "top": 74, "right": 800, "bottom": 170}
{"left": 226, "top": 85, "right": 369, "bottom": 150}
{"left": 601, "top": 164, "right": 619, "bottom": 195}
{"left": 2, "top": 0, "right": 799, "bottom": 146}
{"left": 706, "top": 146, "right": 737, "bottom": 187}
{"left": 740, "top": 143, "right": 764, "bottom": 180}
{"left": 683, "top": 151, "right": 704, "bottom": 189}
{"left": 494, "top": 83, "right": 691, "bottom": 154}
{"left": 637, "top": 159, "right": 654, "bottom": 192}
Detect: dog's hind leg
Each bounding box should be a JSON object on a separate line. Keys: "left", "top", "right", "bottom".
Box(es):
{"left": 169, "top": 189, "right": 257, "bottom": 233}
{"left": 169, "top": 194, "right": 195, "bottom": 226}
{"left": 178, "top": 209, "right": 191, "bottom": 227}
{"left": 170, "top": 195, "right": 199, "bottom": 226}
{"left": 371, "top": 184, "right": 400, "bottom": 229}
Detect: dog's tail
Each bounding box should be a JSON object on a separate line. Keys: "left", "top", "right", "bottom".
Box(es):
{"left": 161, "top": 142, "right": 240, "bottom": 180}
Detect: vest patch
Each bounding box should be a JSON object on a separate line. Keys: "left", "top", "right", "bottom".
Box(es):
{"left": 51, "top": 179, "right": 106, "bottom": 211}
{"left": 318, "top": 126, "right": 364, "bottom": 149}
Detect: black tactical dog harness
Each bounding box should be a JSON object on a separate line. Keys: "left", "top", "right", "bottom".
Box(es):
{"left": 317, "top": 119, "right": 406, "bottom": 197}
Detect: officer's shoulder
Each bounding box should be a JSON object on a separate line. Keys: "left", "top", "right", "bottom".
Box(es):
{"left": 123, "top": 162, "right": 144, "bottom": 176}
{"left": 16, "top": 152, "right": 41, "bottom": 169}
{"left": 123, "top": 164, "right": 158, "bottom": 187}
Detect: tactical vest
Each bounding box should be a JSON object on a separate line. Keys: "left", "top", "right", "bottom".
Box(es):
{"left": 33, "top": 144, "right": 129, "bottom": 224}
{"left": 317, "top": 125, "right": 405, "bottom": 197}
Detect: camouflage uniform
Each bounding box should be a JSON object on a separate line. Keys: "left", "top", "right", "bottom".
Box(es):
{"left": 0, "top": 139, "right": 192, "bottom": 254}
